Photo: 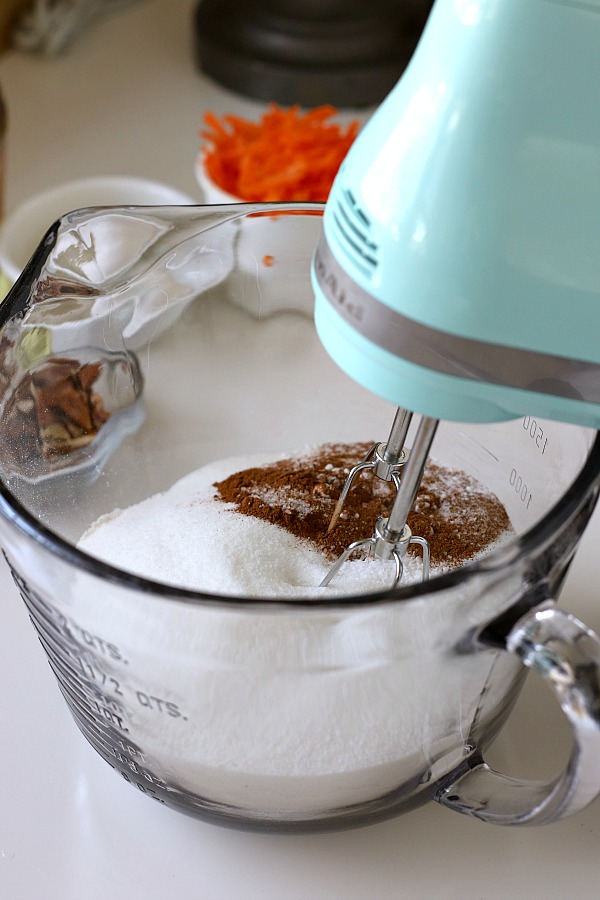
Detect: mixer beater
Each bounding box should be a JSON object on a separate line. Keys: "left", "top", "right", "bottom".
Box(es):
{"left": 321, "top": 410, "right": 437, "bottom": 587}
{"left": 326, "top": 406, "right": 411, "bottom": 533}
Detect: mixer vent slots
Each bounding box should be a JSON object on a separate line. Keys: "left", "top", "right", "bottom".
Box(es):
{"left": 330, "top": 186, "right": 379, "bottom": 278}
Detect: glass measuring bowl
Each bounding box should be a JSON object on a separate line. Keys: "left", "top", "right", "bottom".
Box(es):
{"left": 1, "top": 203, "right": 600, "bottom": 832}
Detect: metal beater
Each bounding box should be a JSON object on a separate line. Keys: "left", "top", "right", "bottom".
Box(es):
{"left": 312, "top": 0, "right": 600, "bottom": 587}
{"left": 320, "top": 408, "right": 435, "bottom": 587}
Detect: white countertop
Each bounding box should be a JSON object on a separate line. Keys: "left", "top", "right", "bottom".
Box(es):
{"left": 2, "top": 2, "right": 600, "bottom": 897}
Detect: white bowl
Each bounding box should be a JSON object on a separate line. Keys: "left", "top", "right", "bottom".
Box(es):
{"left": 0, "top": 175, "right": 197, "bottom": 288}
{"left": 195, "top": 154, "right": 321, "bottom": 315}
{"left": 195, "top": 154, "right": 240, "bottom": 204}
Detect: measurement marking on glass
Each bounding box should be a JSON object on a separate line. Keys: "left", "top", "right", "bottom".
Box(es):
{"left": 522, "top": 416, "right": 549, "bottom": 455}
{"left": 461, "top": 433, "right": 500, "bottom": 462}
{"left": 509, "top": 467, "right": 533, "bottom": 508}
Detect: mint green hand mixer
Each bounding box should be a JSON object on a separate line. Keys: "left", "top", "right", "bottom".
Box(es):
{"left": 312, "top": 0, "right": 600, "bottom": 586}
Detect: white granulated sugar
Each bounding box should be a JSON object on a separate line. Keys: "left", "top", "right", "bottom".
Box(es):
{"left": 75, "top": 449, "right": 515, "bottom": 815}
{"left": 79, "top": 451, "right": 426, "bottom": 596}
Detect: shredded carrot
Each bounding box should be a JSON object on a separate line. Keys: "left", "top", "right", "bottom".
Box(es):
{"left": 262, "top": 254, "right": 275, "bottom": 267}
{"left": 200, "top": 104, "right": 360, "bottom": 202}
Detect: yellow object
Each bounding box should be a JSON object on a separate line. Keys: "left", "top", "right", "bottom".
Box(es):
{"left": 0, "top": 268, "right": 11, "bottom": 299}
{"left": 20, "top": 327, "right": 52, "bottom": 366}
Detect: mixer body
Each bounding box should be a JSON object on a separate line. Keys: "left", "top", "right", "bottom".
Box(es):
{"left": 313, "top": 0, "right": 600, "bottom": 428}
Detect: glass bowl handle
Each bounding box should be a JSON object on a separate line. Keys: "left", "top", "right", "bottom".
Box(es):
{"left": 436, "top": 603, "right": 600, "bottom": 825}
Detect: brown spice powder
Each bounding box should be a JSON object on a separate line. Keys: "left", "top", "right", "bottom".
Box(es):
{"left": 215, "top": 441, "right": 512, "bottom": 570}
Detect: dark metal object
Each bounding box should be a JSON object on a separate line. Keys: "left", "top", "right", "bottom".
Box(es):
{"left": 193, "top": 0, "right": 434, "bottom": 107}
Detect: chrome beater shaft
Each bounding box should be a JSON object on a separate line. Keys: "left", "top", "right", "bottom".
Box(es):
{"left": 320, "top": 415, "right": 439, "bottom": 589}
{"left": 327, "top": 407, "right": 413, "bottom": 533}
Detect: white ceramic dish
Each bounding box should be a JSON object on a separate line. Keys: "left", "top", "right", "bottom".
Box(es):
{"left": 195, "top": 153, "right": 321, "bottom": 314}
{"left": 195, "top": 153, "right": 240, "bottom": 204}
{"left": 0, "top": 175, "right": 197, "bottom": 289}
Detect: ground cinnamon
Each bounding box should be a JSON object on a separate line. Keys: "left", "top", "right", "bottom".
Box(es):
{"left": 214, "top": 442, "right": 512, "bottom": 569}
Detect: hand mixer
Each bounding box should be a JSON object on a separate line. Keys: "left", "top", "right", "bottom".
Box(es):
{"left": 312, "top": 0, "right": 600, "bottom": 587}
